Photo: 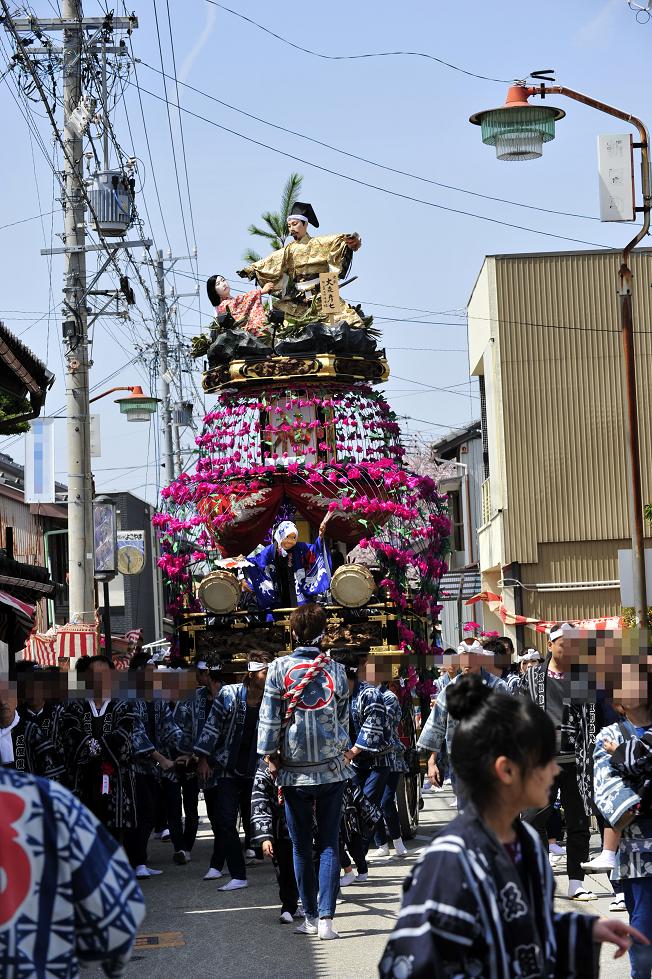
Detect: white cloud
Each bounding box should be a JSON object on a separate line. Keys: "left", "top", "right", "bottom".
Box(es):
{"left": 179, "top": 6, "right": 218, "bottom": 82}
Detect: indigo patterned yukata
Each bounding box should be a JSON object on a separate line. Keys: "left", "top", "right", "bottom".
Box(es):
{"left": 380, "top": 804, "right": 596, "bottom": 979}
{"left": 60, "top": 699, "right": 136, "bottom": 833}
{"left": 258, "top": 646, "right": 351, "bottom": 786}
{"left": 194, "top": 682, "right": 258, "bottom": 778}
{"left": 131, "top": 699, "right": 182, "bottom": 777}
{"left": 245, "top": 537, "right": 331, "bottom": 609}
{"left": 0, "top": 766, "right": 144, "bottom": 979}
{"left": 350, "top": 680, "right": 391, "bottom": 764}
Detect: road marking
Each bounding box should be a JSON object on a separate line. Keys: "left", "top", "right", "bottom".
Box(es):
{"left": 134, "top": 932, "right": 185, "bottom": 949}
{"left": 185, "top": 904, "right": 281, "bottom": 914}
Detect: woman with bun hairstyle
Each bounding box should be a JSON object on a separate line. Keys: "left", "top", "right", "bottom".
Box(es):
{"left": 380, "top": 673, "right": 646, "bottom": 979}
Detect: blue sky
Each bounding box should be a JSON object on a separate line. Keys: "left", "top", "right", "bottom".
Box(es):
{"left": 0, "top": 0, "right": 648, "bottom": 504}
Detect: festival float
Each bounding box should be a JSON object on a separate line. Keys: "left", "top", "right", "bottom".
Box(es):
{"left": 154, "top": 200, "right": 451, "bottom": 834}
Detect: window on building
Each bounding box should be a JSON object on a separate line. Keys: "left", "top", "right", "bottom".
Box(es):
{"left": 478, "top": 374, "right": 490, "bottom": 480}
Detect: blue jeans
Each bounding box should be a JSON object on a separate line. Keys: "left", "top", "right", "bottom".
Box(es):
{"left": 352, "top": 764, "right": 390, "bottom": 860}
{"left": 621, "top": 878, "right": 652, "bottom": 978}
{"left": 283, "top": 780, "right": 345, "bottom": 919}
{"left": 375, "top": 770, "right": 401, "bottom": 846}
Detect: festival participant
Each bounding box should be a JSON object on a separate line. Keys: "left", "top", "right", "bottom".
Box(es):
{"left": 0, "top": 759, "right": 145, "bottom": 978}
{"left": 331, "top": 649, "right": 391, "bottom": 877}
{"left": 250, "top": 755, "right": 301, "bottom": 923}
{"left": 124, "top": 654, "right": 183, "bottom": 878}
{"left": 173, "top": 660, "right": 221, "bottom": 875}
{"left": 4, "top": 662, "right": 65, "bottom": 780}
{"left": 594, "top": 658, "right": 652, "bottom": 976}
{"left": 370, "top": 682, "right": 409, "bottom": 859}
{"left": 417, "top": 646, "right": 508, "bottom": 809}
{"left": 258, "top": 604, "right": 351, "bottom": 941}
{"left": 521, "top": 622, "right": 597, "bottom": 901}
{"left": 380, "top": 673, "right": 646, "bottom": 978}
{"left": 193, "top": 650, "right": 275, "bottom": 892}
{"left": 60, "top": 655, "right": 136, "bottom": 842}
{"left": 244, "top": 515, "right": 332, "bottom": 610}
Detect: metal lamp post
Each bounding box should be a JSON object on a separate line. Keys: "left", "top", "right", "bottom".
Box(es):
{"left": 470, "top": 77, "right": 652, "bottom": 623}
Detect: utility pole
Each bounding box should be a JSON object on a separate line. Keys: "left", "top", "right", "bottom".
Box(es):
{"left": 151, "top": 249, "right": 198, "bottom": 484}
{"left": 155, "top": 249, "right": 177, "bottom": 483}
{"left": 62, "top": 0, "right": 94, "bottom": 623}
{"left": 4, "top": 7, "right": 148, "bottom": 626}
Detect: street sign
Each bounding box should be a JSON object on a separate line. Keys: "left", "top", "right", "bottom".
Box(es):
{"left": 90, "top": 414, "right": 101, "bottom": 457}
{"left": 597, "top": 134, "right": 635, "bottom": 222}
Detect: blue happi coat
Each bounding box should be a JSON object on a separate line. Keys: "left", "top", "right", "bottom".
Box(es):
{"left": 0, "top": 766, "right": 144, "bottom": 979}
{"left": 174, "top": 685, "right": 213, "bottom": 754}
{"left": 194, "top": 682, "right": 259, "bottom": 779}
{"left": 257, "top": 646, "right": 352, "bottom": 786}
{"left": 245, "top": 537, "right": 331, "bottom": 608}
{"left": 350, "top": 680, "right": 391, "bottom": 765}
{"left": 131, "top": 700, "right": 183, "bottom": 777}
{"left": 380, "top": 687, "right": 408, "bottom": 774}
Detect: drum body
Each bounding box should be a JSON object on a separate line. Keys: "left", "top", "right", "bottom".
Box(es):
{"left": 198, "top": 570, "right": 242, "bottom": 613}
{"left": 331, "top": 563, "right": 376, "bottom": 608}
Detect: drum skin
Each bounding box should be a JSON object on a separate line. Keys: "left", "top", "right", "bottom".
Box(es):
{"left": 198, "top": 570, "right": 242, "bottom": 613}
{"left": 331, "top": 564, "right": 376, "bottom": 608}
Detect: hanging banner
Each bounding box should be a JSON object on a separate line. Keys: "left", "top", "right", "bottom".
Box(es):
{"left": 24, "top": 417, "right": 55, "bottom": 503}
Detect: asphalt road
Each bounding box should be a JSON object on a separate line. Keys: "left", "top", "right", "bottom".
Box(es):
{"left": 86, "top": 788, "right": 630, "bottom": 979}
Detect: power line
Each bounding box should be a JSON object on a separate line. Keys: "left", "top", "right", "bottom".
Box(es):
{"left": 203, "top": 0, "right": 513, "bottom": 83}
{"left": 135, "top": 84, "right": 614, "bottom": 251}
{"left": 0, "top": 208, "right": 58, "bottom": 232}
{"left": 140, "top": 59, "right": 601, "bottom": 225}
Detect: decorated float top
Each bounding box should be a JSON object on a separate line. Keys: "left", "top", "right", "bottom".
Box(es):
{"left": 156, "top": 198, "right": 450, "bottom": 654}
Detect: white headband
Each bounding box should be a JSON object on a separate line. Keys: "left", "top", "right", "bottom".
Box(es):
{"left": 518, "top": 649, "right": 542, "bottom": 663}
{"left": 457, "top": 640, "right": 483, "bottom": 653}
{"left": 247, "top": 661, "right": 267, "bottom": 672}
{"left": 549, "top": 624, "right": 572, "bottom": 642}
{"left": 195, "top": 660, "right": 208, "bottom": 670}
{"left": 287, "top": 214, "right": 308, "bottom": 223}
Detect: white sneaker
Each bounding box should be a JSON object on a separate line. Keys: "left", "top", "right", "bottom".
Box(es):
{"left": 279, "top": 911, "right": 294, "bottom": 924}
{"left": 173, "top": 850, "right": 189, "bottom": 865}
{"left": 369, "top": 844, "right": 390, "bottom": 859}
{"left": 218, "top": 878, "right": 248, "bottom": 892}
{"left": 293, "top": 908, "right": 304, "bottom": 919}
{"left": 203, "top": 868, "right": 223, "bottom": 880}
{"left": 160, "top": 829, "right": 170, "bottom": 841}
{"left": 421, "top": 779, "right": 432, "bottom": 793}
{"left": 318, "top": 919, "right": 340, "bottom": 940}
{"left": 393, "top": 838, "right": 408, "bottom": 857}
{"left": 294, "top": 917, "right": 318, "bottom": 935}
{"left": 581, "top": 851, "right": 616, "bottom": 873}
{"left": 354, "top": 872, "right": 369, "bottom": 883}
{"left": 243, "top": 848, "right": 255, "bottom": 859}
{"left": 549, "top": 842, "right": 566, "bottom": 857}
{"left": 340, "top": 871, "right": 356, "bottom": 887}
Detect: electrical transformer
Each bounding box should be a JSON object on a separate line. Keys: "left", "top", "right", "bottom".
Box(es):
{"left": 87, "top": 170, "right": 134, "bottom": 237}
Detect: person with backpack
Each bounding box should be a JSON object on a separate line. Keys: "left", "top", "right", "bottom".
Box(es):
{"left": 257, "top": 603, "right": 351, "bottom": 941}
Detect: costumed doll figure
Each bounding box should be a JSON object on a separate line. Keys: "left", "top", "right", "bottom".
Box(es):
{"left": 244, "top": 515, "right": 333, "bottom": 610}
{"left": 206, "top": 273, "right": 274, "bottom": 338}
{"left": 237, "top": 202, "right": 371, "bottom": 330}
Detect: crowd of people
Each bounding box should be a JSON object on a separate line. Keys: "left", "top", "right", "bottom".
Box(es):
{"left": 2, "top": 610, "right": 652, "bottom": 977}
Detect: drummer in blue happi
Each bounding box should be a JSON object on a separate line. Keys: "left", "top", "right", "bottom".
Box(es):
{"left": 243, "top": 514, "right": 333, "bottom": 609}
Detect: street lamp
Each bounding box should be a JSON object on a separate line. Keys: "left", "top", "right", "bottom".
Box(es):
{"left": 470, "top": 75, "right": 652, "bottom": 622}
{"left": 68, "top": 384, "right": 159, "bottom": 626}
